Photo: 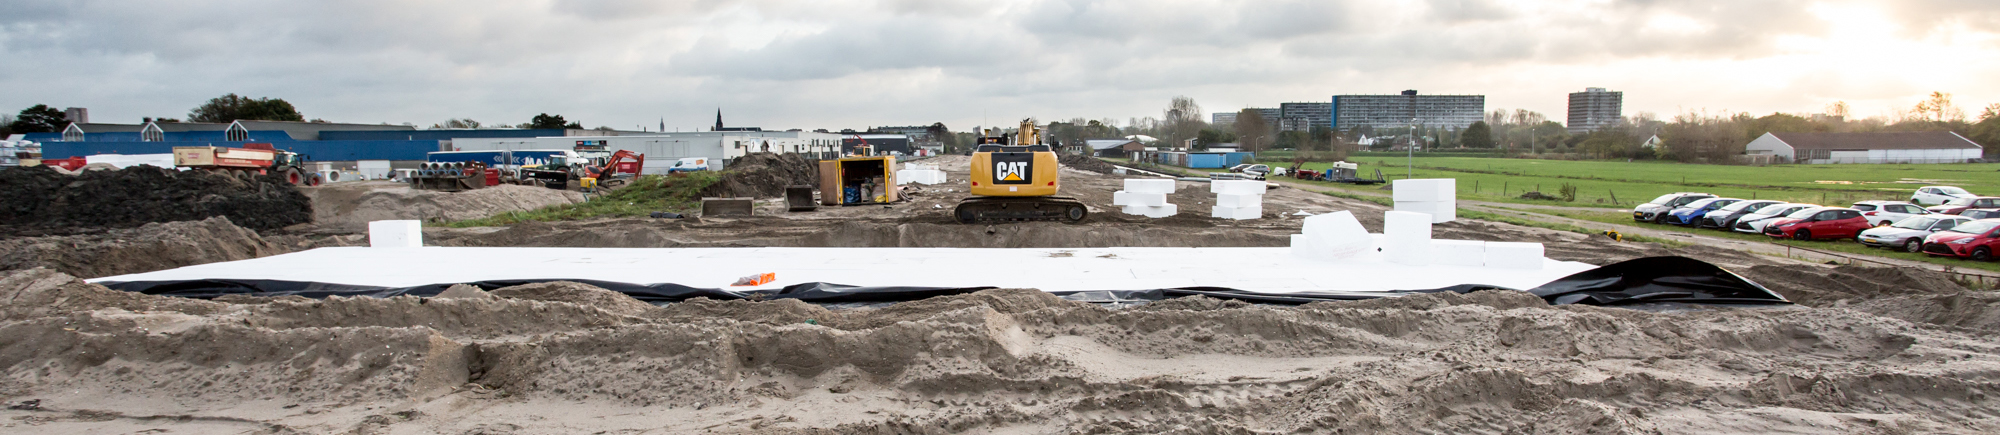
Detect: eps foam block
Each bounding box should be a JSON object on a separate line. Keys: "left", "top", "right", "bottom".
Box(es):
{"left": 1486, "top": 242, "right": 1545, "bottom": 270}
{"left": 369, "top": 220, "right": 423, "bottom": 248}
{"left": 1113, "top": 191, "right": 1167, "bottom": 207}
{"left": 1395, "top": 200, "right": 1457, "bottom": 223}
{"left": 1210, "top": 180, "right": 1266, "bottom": 195}
{"left": 1381, "top": 211, "right": 1432, "bottom": 266}
{"left": 1123, "top": 204, "right": 1178, "bottom": 218}
{"left": 1295, "top": 212, "right": 1372, "bottom": 260}
{"left": 1125, "top": 179, "right": 1176, "bottom": 194}
{"left": 1211, "top": 205, "right": 1261, "bottom": 220}
{"left": 1216, "top": 193, "right": 1263, "bottom": 208}
{"left": 1431, "top": 239, "right": 1486, "bottom": 267}
{"left": 1392, "top": 178, "right": 1456, "bottom": 202}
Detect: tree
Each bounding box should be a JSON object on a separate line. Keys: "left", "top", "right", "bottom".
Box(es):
{"left": 1462, "top": 121, "right": 1495, "bottom": 148}
{"left": 1970, "top": 104, "right": 2000, "bottom": 159}
{"left": 1909, "top": 91, "right": 1965, "bottom": 123}
{"left": 432, "top": 118, "right": 481, "bottom": 129}
{"left": 1162, "top": 96, "right": 1204, "bottom": 149}
{"left": 7, "top": 104, "right": 70, "bottom": 133}
{"left": 188, "top": 94, "right": 304, "bottom": 123}
{"left": 529, "top": 113, "right": 581, "bottom": 129}
{"left": 1233, "top": 109, "right": 1270, "bottom": 152}
{"left": 1193, "top": 128, "right": 1236, "bottom": 151}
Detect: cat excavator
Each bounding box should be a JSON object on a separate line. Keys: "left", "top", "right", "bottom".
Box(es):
{"left": 954, "top": 119, "right": 1089, "bottom": 224}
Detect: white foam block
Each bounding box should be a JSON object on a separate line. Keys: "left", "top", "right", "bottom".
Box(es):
{"left": 1211, "top": 205, "right": 1261, "bottom": 220}
{"left": 1395, "top": 200, "right": 1457, "bottom": 223}
{"left": 1125, "top": 179, "right": 1176, "bottom": 194}
{"left": 1210, "top": 180, "right": 1265, "bottom": 195}
{"left": 1113, "top": 191, "right": 1167, "bottom": 207}
{"left": 1392, "top": 178, "right": 1456, "bottom": 202}
{"left": 1486, "top": 242, "right": 1545, "bottom": 270}
{"left": 1381, "top": 211, "right": 1432, "bottom": 266}
{"left": 1123, "top": 204, "right": 1178, "bottom": 218}
{"left": 1216, "top": 193, "right": 1263, "bottom": 208}
{"left": 368, "top": 220, "right": 423, "bottom": 248}
{"left": 1432, "top": 239, "right": 1486, "bottom": 267}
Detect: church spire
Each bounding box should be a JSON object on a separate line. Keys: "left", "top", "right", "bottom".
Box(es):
{"left": 714, "top": 108, "right": 724, "bottom": 132}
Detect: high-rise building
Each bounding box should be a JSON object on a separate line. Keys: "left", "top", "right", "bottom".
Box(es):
{"left": 1330, "top": 90, "right": 1485, "bottom": 130}
{"left": 63, "top": 107, "right": 89, "bottom": 124}
{"left": 1211, "top": 112, "right": 1237, "bottom": 126}
{"left": 1566, "top": 88, "right": 1623, "bottom": 133}
{"left": 1279, "top": 102, "right": 1332, "bottom": 132}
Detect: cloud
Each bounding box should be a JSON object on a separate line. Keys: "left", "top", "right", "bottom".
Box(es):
{"left": 0, "top": 0, "right": 1992, "bottom": 130}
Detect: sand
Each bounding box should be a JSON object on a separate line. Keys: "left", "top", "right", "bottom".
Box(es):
{"left": 301, "top": 181, "right": 587, "bottom": 232}
{"left": 3, "top": 264, "right": 1999, "bottom": 433}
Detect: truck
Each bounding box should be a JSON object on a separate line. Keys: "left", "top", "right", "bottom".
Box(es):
{"left": 173, "top": 143, "right": 320, "bottom": 186}
{"left": 665, "top": 157, "right": 709, "bottom": 173}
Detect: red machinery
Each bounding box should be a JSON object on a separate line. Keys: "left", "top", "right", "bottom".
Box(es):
{"left": 586, "top": 150, "right": 645, "bottom": 186}
{"left": 43, "top": 157, "right": 88, "bottom": 171}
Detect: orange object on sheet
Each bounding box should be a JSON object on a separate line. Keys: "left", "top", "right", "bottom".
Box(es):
{"left": 732, "top": 273, "right": 775, "bottom": 286}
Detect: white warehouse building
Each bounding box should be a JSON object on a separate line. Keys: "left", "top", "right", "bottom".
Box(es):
{"left": 1744, "top": 131, "right": 1983, "bottom": 164}
{"left": 453, "top": 131, "right": 843, "bottom": 173}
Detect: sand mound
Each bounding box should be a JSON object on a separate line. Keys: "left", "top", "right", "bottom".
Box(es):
{"left": 0, "top": 165, "right": 311, "bottom": 233}
{"left": 703, "top": 152, "right": 818, "bottom": 199}
{"left": 302, "top": 181, "right": 586, "bottom": 232}
{"left": 6, "top": 273, "right": 2000, "bottom": 433}
{"left": 0, "top": 216, "right": 297, "bottom": 279}
{"left": 1738, "top": 264, "right": 1967, "bottom": 306}
{"left": 1058, "top": 153, "right": 1117, "bottom": 174}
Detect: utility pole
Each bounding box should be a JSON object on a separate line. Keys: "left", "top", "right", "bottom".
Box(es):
{"left": 1408, "top": 117, "right": 1417, "bottom": 179}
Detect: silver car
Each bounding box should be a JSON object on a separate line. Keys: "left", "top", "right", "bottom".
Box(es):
{"left": 1859, "top": 215, "right": 1972, "bottom": 252}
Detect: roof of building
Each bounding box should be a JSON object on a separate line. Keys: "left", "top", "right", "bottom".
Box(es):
{"left": 1085, "top": 139, "right": 1140, "bottom": 150}
{"left": 1767, "top": 131, "right": 1982, "bottom": 151}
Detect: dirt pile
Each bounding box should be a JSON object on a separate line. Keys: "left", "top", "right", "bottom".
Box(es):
{"left": 0, "top": 165, "right": 311, "bottom": 233}
{"left": 704, "top": 152, "right": 818, "bottom": 199}
{"left": 0, "top": 216, "right": 311, "bottom": 279}
{"left": 5, "top": 271, "right": 2000, "bottom": 433}
{"left": 1058, "top": 153, "right": 1118, "bottom": 174}
{"left": 302, "top": 181, "right": 586, "bottom": 232}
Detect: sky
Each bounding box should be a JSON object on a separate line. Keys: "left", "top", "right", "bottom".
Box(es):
{"left": 3, "top": 0, "right": 1997, "bottom": 132}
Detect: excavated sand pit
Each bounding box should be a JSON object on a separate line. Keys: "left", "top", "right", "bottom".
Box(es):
{"left": 3, "top": 267, "right": 1999, "bottom": 433}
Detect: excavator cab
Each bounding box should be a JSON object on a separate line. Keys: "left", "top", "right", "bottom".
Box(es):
{"left": 955, "top": 119, "right": 1087, "bottom": 224}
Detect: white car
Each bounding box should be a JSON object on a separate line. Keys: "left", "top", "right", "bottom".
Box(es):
{"left": 1851, "top": 200, "right": 1932, "bottom": 227}
{"left": 1732, "top": 203, "right": 1820, "bottom": 234}
{"left": 1858, "top": 215, "right": 1971, "bottom": 252}
{"left": 1912, "top": 186, "right": 1976, "bottom": 206}
{"left": 1633, "top": 192, "right": 1715, "bottom": 223}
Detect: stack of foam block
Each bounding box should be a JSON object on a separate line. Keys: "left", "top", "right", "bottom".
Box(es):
{"left": 1392, "top": 178, "right": 1456, "bottom": 223}
{"left": 896, "top": 164, "right": 947, "bottom": 185}
{"left": 83, "top": 153, "right": 176, "bottom": 169}
{"left": 1381, "top": 210, "right": 1544, "bottom": 269}
{"left": 1209, "top": 180, "right": 1264, "bottom": 220}
{"left": 1289, "top": 211, "right": 1372, "bottom": 260}
{"left": 1114, "top": 179, "right": 1177, "bottom": 218}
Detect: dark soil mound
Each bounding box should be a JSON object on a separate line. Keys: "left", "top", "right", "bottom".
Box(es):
{"left": 0, "top": 165, "right": 312, "bottom": 233}
{"left": 1059, "top": 153, "right": 1118, "bottom": 174}
{"left": 703, "top": 152, "right": 819, "bottom": 199}
{"left": 1517, "top": 191, "right": 1560, "bottom": 201}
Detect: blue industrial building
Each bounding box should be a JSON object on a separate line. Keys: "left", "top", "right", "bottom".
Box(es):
{"left": 21, "top": 120, "right": 591, "bottom": 162}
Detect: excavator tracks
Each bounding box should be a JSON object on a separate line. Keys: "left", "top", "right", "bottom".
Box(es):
{"left": 953, "top": 196, "right": 1088, "bottom": 224}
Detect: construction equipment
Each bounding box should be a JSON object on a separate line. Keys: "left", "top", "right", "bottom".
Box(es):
{"left": 411, "top": 161, "right": 494, "bottom": 191}
{"left": 522, "top": 150, "right": 645, "bottom": 190}
{"left": 173, "top": 143, "right": 321, "bottom": 186}
{"left": 953, "top": 119, "right": 1088, "bottom": 224}
{"left": 818, "top": 155, "right": 898, "bottom": 205}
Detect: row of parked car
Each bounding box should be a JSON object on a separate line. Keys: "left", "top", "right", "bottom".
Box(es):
{"left": 1632, "top": 186, "right": 2000, "bottom": 262}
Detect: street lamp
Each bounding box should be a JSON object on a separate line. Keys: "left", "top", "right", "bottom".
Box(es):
{"left": 1407, "top": 117, "right": 1418, "bottom": 179}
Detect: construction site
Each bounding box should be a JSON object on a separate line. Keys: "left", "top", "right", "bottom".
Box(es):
{"left": 4, "top": 138, "right": 2000, "bottom": 434}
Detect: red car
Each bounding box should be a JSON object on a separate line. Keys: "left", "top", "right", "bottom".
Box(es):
{"left": 1923, "top": 219, "right": 2000, "bottom": 261}
{"left": 1763, "top": 207, "right": 1871, "bottom": 240}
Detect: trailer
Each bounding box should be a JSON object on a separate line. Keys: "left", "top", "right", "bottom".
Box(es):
{"left": 173, "top": 143, "right": 320, "bottom": 186}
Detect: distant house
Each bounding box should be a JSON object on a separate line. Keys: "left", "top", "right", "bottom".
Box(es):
{"left": 1085, "top": 139, "right": 1144, "bottom": 157}
{"left": 1744, "top": 131, "right": 1983, "bottom": 164}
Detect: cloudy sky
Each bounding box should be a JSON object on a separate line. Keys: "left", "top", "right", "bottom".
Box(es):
{"left": 3, "top": 0, "right": 1996, "bottom": 131}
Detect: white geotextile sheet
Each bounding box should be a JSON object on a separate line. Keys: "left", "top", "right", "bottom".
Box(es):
{"left": 91, "top": 246, "right": 1595, "bottom": 293}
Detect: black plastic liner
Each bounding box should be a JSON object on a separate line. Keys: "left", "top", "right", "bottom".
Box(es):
{"left": 96, "top": 256, "right": 1789, "bottom": 307}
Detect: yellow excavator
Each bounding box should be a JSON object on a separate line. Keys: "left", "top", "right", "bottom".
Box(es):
{"left": 955, "top": 119, "right": 1089, "bottom": 224}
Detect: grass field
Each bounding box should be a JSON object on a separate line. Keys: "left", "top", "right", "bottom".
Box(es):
{"left": 1266, "top": 156, "right": 2000, "bottom": 208}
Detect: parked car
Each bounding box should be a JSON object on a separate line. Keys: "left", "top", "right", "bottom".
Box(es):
{"left": 1699, "top": 199, "right": 1783, "bottom": 229}
{"left": 1961, "top": 209, "right": 2000, "bottom": 220}
{"left": 1927, "top": 197, "right": 2000, "bottom": 215}
{"left": 1733, "top": 203, "right": 1820, "bottom": 234}
{"left": 1922, "top": 218, "right": 2000, "bottom": 261}
{"left": 1912, "top": 186, "right": 1977, "bottom": 206}
{"left": 1634, "top": 192, "right": 1715, "bottom": 223}
{"left": 1763, "top": 207, "right": 1870, "bottom": 240}
{"left": 666, "top": 157, "right": 710, "bottom": 173}
{"left": 1851, "top": 200, "right": 1933, "bottom": 227}
{"left": 1859, "top": 215, "right": 1971, "bottom": 253}
{"left": 1665, "top": 198, "right": 1741, "bottom": 226}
